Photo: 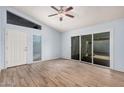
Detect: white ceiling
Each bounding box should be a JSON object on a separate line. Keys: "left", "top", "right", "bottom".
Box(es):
{"left": 13, "top": 6, "right": 124, "bottom": 32}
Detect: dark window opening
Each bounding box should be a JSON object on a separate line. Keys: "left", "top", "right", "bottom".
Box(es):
{"left": 7, "top": 11, "right": 41, "bottom": 30}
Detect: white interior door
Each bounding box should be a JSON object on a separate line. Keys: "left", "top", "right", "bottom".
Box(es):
{"left": 6, "top": 30, "right": 27, "bottom": 67}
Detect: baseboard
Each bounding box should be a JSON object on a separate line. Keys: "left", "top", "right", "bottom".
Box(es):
{"left": 61, "top": 58, "right": 124, "bottom": 73}
{"left": 5, "top": 58, "right": 62, "bottom": 68}
{"left": 41, "top": 58, "right": 62, "bottom": 61}
{"left": 58, "top": 58, "right": 70, "bottom": 60}
{"left": 30, "top": 58, "right": 62, "bottom": 65}
{"left": 113, "top": 68, "right": 124, "bottom": 72}
{"left": 61, "top": 58, "right": 81, "bottom": 62}
{"left": 0, "top": 67, "right": 1, "bottom": 72}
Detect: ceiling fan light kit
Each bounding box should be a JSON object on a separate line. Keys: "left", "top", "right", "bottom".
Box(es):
{"left": 48, "top": 6, "right": 74, "bottom": 21}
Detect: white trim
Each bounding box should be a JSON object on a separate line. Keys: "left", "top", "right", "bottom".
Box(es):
{"left": 113, "top": 68, "right": 124, "bottom": 72}
{"left": 110, "top": 28, "right": 114, "bottom": 69}
{"left": 79, "top": 35, "right": 81, "bottom": 61}
{"left": 92, "top": 34, "right": 94, "bottom": 64}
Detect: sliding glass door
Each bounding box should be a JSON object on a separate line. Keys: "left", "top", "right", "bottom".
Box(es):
{"left": 70, "top": 32, "right": 110, "bottom": 67}
{"left": 71, "top": 36, "right": 80, "bottom": 60}
{"left": 33, "top": 35, "right": 42, "bottom": 61}
{"left": 81, "top": 35, "right": 92, "bottom": 63}
{"left": 93, "top": 32, "right": 110, "bottom": 67}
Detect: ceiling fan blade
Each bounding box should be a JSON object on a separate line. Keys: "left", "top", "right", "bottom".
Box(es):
{"left": 51, "top": 6, "right": 59, "bottom": 11}
{"left": 65, "top": 14, "right": 74, "bottom": 18}
{"left": 65, "top": 7, "right": 73, "bottom": 12}
{"left": 48, "top": 14, "right": 58, "bottom": 17}
{"left": 60, "top": 17, "right": 63, "bottom": 21}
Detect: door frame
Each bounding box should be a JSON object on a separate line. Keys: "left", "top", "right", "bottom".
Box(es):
{"left": 80, "top": 34, "right": 92, "bottom": 63}
{"left": 5, "top": 28, "right": 28, "bottom": 68}
{"left": 71, "top": 29, "right": 114, "bottom": 69}
{"left": 91, "top": 29, "right": 114, "bottom": 69}
{"left": 71, "top": 36, "right": 80, "bottom": 60}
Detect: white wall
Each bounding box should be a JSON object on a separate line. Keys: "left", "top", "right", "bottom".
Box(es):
{"left": 41, "top": 24, "right": 61, "bottom": 61}
{"left": 61, "top": 18, "right": 124, "bottom": 72}
{"left": 0, "top": 7, "right": 61, "bottom": 69}
{"left": 0, "top": 7, "right": 6, "bottom": 69}
{"left": 0, "top": 8, "right": 2, "bottom": 69}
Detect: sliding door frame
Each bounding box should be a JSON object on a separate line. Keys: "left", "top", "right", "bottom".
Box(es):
{"left": 80, "top": 29, "right": 114, "bottom": 69}
{"left": 71, "top": 35, "right": 80, "bottom": 61}
{"left": 81, "top": 34, "right": 92, "bottom": 63}
{"left": 92, "top": 34, "right": 94, "bottom": 65}
{"left": 92, "top": 29, "right": 114, "bottom": 69}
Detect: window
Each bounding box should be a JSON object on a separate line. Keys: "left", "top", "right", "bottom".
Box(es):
{"left": 7, "top": 11, "right": 41, "bottom": 30}
{"left": 33, "top": 35, "right": 42, "bottom": 61}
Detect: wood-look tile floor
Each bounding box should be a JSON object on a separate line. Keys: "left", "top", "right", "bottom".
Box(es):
{"left": 0, "top": 59, "right": 124, "bottom": 87}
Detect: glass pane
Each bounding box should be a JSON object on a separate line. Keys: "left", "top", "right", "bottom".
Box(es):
{"left": 71, "top": 36, "right": 80, "bottom": 60}
{"left": 7, "top": 11, "right": 41, "bottom": 30}
{"left": 33, "top": 35, "right": 41, "bottom": 61}
{"left": 81, "top": 35, "right": 92, "bottom": 63}
{"left": 93, "top": 32, "right": 110, "bottom": 67}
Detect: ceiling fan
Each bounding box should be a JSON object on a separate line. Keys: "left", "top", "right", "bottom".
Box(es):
{"left": 48, "top": 6, "right": 74, "bottom": 21}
